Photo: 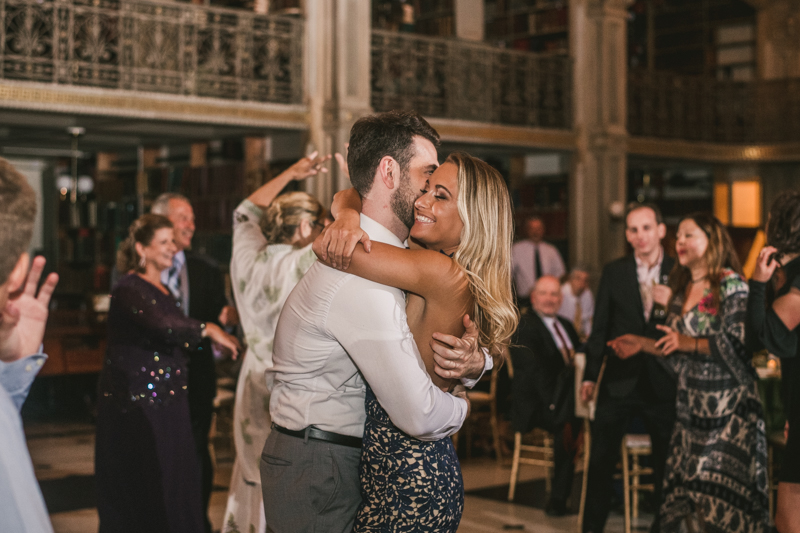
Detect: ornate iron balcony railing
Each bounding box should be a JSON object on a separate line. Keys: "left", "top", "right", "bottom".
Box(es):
{"left": 371, "top": 30, "right": 572, "bottom": 130}
{"left": 0, "top": 0, "right": 303, "bottom": 104}
{"left": 628, "top": 70, "right": 800, "bottom": 144}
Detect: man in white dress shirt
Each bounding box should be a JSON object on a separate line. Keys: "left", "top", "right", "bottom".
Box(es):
{"left": 261, "top": 111, "right": 488, "bottom": 533}
{"left": 512, "top": 216, "right": 566, "bottom": 307}
{"left": 558, "top": 265, "right": 594, "bottom": 341}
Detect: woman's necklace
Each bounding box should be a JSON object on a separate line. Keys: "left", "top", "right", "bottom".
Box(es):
{"left": 691, "top": 275, "right": 707, "bottom": 284}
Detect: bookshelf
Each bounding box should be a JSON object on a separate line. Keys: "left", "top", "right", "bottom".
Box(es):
{"left": 628, "top": 0, "right": 756, "bottom": 77}
{"left": 485, "top": 0, "right": 568, "bottom": 54}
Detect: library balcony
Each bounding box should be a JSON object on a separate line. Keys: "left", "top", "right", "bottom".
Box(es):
{"left": 0, "top": 0, "right": 305, "bottom": 129}
{"left": 370, "top": 29, "right": 572, "bottom": 131}
{"left": 628, "top": 70, "right": 800, "bottom": 144}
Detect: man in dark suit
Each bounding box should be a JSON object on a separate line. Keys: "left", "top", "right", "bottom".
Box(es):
{"left": 580, "top": 203, "right": 676, "bottom": 533}
{"left": 511, "top": 275, "right": 583, "bottom": 516}
{"left": 152, "top": 193, "right": 234, "bottom": 533}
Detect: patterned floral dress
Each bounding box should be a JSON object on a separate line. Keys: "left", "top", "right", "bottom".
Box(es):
{"left": 659, "top": 270, "right": 769, "bottom": 533}
{"left": 223, "top": 199, "right": 317, "bottom": 533}
{"left": 354, "top": 386, "right": 464, "bottom": 532}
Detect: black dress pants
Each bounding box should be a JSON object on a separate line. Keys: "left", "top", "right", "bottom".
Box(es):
{"left": 550, "top": 417, "right": 582, "bottom": 507}
{"left": 582, "top": 391, "right": 675, "bottom": 533}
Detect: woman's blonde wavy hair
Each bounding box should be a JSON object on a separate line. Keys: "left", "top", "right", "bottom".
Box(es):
{"left": 448, "top": 152, "right": 519, "bottom": 360}
{"left": 261, "top": 191, "right": 324, "bottom": 245}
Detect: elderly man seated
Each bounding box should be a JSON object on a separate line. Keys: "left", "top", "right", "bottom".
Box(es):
{"left": 510, "top": 275, "right": 583, "bottom": 516}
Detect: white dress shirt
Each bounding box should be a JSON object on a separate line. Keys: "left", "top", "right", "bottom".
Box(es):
{"left": 512, "top": 240, "right": 566, "bottom": 298}
{"left": 558, "top": 283, "right": 594, "bottom": 338}
{"left": 634, "top": 247, "right": 664, "bottom": 321}
{"left": 539, "top": 314, "right": 575, "bottom": 352}
{"left": 268, "top": 214, "right": 468, "bottom": 441}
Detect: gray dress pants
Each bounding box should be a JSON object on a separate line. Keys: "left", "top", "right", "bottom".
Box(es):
{"left": 261, "top": 430, "right": 362, "bottom": 533}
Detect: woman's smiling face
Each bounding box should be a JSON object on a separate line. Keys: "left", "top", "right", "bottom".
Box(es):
{"left": 409, "top": 162, "right": 464, "bottom": 253}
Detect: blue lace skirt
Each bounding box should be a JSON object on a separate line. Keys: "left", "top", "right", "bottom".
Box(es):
{"left": 354, "top": 386, "right": 464, "bottom": 532}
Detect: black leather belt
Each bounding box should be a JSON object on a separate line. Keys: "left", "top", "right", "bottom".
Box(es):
{"left": 272, "top": 423, "right": 362, "bottom": 448}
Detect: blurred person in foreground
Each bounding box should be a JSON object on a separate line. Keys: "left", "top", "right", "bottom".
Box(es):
{"left": 581, "top": 203, "right": 676, "bottom": 533}
{"left": 558, "top": 265, "right": 594, "bottom": 341}
{"left": 610, "top": 213, "right": 768, "bottom": 533}
{"left": 222, "top": 152, "right": 330, "bottom": 533}
{"left": 747, "top": 191, "right": 800, "bottom": 533}
{"left": 151, "top": 192, "right": 235, "bottom": 532}
{"left": 512, "top": 215, "right": 565, "bottom": 308}
{"left": 510, "top": 276, "right": 582, "bottom": 516}
{"left": 95, "top": 214, "right": 239, "bottom": 533}
{"left": 0, "top": 158, "right": 58, "bottom": 533}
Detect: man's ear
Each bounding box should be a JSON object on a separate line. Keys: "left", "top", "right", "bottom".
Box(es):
{"left": 298, "top": 219, "right": 313, "bottom": 240}
{"left": 5, "top": 253, "right": 30, "bottom": 294}
{"left": 377, "top": 156, "right": 398, "bottom": 191}
{"left": 657, "top": 223, "right": 667, "bottom": 240}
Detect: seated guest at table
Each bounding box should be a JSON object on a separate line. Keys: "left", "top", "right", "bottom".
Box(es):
{"left": 747, "top": 190, "right": 800, "bottom": 533}
{"left": 511, "top": 275, "right": 582, "bottom": 516}
{"left": 95, "top": 214, "right": 239, "bottom": 533}
{"left": 610, "top": 213, "right": 768, "bottom": 533}
{"left": 558, "top": 265, "right": 594, "bottom": 341}
{"left": 223, "top": 152, "right": 329, "bottom": 533}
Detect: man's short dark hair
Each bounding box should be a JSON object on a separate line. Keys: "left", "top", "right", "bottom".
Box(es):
{"left": 0, "top": 158, "right": 36, "bottom": 283}
{"left": 346, "top": 111, "right": 440, "bottom": 196}
{"left": 625, "top": 201, "right": 664, "bottom": 226}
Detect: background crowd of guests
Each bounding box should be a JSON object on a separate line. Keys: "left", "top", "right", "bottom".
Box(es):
{"left": 2, "top": 111, "right": 800, "bottom": 532}
{"left": 512, "top": 198, "right": 800, "bottom": 533}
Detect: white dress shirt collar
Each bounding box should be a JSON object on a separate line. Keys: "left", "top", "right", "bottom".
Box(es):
{"left": 359, "top": 214, "right": 406, "bottom": 249}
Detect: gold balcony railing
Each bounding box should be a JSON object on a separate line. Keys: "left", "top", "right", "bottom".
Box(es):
{"left": 371, "top": 30, "right": 572, "bottom": 130}
{"left": 0, "top": 0, "right": 303, "bottom": 104}
{"left": 628, "top": 70, "right": 800, "bottom": 144}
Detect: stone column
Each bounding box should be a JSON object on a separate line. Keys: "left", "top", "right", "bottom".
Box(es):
{"left": 750, "top": 0, "right": 800, "bottom": 80}
{"left": 569, "top": 0, "right": 631, "bottom": 275}
{"left": 455, "top": 0, "right": 485, "bottom": 41}
{"left": 304, "top": 0, "right": 373, "bottom": 206}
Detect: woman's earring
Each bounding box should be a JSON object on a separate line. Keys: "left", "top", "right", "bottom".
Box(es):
{"left": 139, "top": 255, "right": 146, "bottom": 269}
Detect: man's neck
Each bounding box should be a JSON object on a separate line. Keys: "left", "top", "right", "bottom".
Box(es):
{"left": 635, "top": 246, "right": 662, "bottom": 268}
{"left": 361, "top": 201, "right": 410, "bottom": 243}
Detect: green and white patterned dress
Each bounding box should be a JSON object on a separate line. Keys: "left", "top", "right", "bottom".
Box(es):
{"left": 222, "top": 199, "right": 317, "bottom": 533}
{"left": 660, "top": 270, "right": 768, "bottom": 533}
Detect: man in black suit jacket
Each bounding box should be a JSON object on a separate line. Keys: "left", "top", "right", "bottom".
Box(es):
{"left": 511, "top": 275, "right": 583, "bottom": 516}
{"left": 580, "top": 203, "right": 677, "bottom": 533}
{"left": 152, "top": 193, "right": 234, "bottom": 533}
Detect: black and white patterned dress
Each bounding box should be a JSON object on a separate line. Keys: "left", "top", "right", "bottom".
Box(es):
{"left": 659, "top": 270, "right": 769, "bottom": 533}
{"left": 353, "top": 386, "right": 464, "bottom": 532}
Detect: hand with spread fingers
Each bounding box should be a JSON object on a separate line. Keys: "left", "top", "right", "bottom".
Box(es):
{"left": 288, "top": 150, "right": 332, "bottom": 181}
{"left": 431, "top": 314, "right": 486, "bottom": 381}
{"left": 0, "top": 256, "right": 59, "bottom": 363}
{"left": 752, "top": 246, "right": 779, "bottom": 283}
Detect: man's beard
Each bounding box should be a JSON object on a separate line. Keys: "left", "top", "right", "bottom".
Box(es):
{"left": 390, "top": 171, "right": 416, "bottom": 229}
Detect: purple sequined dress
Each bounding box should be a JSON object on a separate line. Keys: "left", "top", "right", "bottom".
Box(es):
{"left": 95, "top": 274, "right": 205, "bottom": 533}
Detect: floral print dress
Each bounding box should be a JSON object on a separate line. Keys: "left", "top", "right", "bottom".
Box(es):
{"left": 222, "top": 199, "right": 317, "bottom": 533}
{"left": 659, "top": 270, "right": 768, "bottom": 533}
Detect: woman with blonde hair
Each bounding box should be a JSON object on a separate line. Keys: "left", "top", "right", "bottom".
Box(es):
{"left": 314, "top": 151, "right": 518, "bottom": 531}
{"left": 222, "top": 153, "right": 330, "bottom": 533}
{"left": 96, "top": 214, "right": 239, "bottom": 533}
{"left": 609, "top": 213, "right": 768, "bottom": 533}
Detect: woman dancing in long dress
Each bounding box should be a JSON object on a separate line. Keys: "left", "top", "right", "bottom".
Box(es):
{"left": 609, "top": 213, "right": 768, "bottom": 533}
{"left": 315, "top": 151, "right": 518, "bottom": 531}
{"left": 223, "top": 154, "right": 329, "bottom": 533}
